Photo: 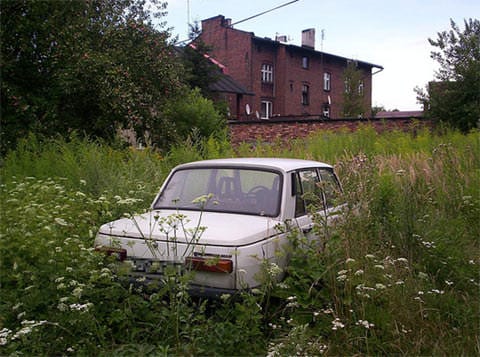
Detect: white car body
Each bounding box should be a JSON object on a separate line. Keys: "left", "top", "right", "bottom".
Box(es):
{"left": 95, "top": 158, "right": 342, "bottom": 296}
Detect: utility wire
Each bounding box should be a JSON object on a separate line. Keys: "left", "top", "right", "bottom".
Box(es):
{"left": 230, "top": 0, "right": 300, "bottom": 27}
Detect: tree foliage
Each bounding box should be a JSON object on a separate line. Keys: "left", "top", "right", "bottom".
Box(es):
{"left": 342, "top": 61, "right": 368, "bottom": 118}
{"left": 179, "top": 21, "right": 222, "bottom": 99}
{"left": 162, "top": 87, "right": 226, "bottom": 141}
{"left": 416, "top": 18, "right": 480, "bottom": 131}
{"left": 0, "top": 0, "right": 187, "bottom": 153}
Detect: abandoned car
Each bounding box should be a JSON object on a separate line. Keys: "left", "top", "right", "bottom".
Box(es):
{"left": 94, "top": 158, "right": 343, "bottom": 296}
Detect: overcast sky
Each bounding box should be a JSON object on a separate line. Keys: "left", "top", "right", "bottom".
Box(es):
{"left": 161, "top": 0, "right": 479, "bottom": 111}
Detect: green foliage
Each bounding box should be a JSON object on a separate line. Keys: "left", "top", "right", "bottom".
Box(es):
{"left": 181, "top": 23, "right": 222, "bottom": 99}
{"left": 342, "top": 61, "right": 368, "bottom": 118}
{"left": 162, "top": 87, "right": 227, "bottom": 142}
{"left": 0, "top": 0, "right": 184, "bottom": 153}
{"left": 416, "top": 18, "right": 480, "bottom": 132}
{"left": 1, "top": 129, "right": 479, "bottom": 355}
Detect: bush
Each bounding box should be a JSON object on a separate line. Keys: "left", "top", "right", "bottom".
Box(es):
{"left": 1, "top": 128, "right": 478, "bottom": 355}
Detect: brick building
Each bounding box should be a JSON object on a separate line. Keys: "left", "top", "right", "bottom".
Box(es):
{"left": 199, "top": 15, "right": 383, "bottom": 120}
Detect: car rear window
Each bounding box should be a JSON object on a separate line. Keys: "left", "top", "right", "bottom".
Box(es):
{"left": 154, "top": 167, "right": 282, "bottom": 217}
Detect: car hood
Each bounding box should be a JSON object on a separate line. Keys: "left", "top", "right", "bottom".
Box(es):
{"left": 97, "top": 210, "right": 283, "bottom": 247}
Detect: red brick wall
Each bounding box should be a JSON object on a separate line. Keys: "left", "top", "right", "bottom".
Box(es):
{"left": 228, "top": 118, "right": 431, "bottom": 146}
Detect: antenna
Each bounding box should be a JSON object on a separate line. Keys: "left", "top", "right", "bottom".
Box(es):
{"left": 230, "top": 0, "right": 300, "bottom": 27}
{"left": 321, "top": 29, "right": 325, "bottom": 51}
{"left": 187, "top": 0, "right": 190, "bottom": 34}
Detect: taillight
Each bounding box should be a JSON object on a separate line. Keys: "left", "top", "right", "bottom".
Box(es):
{"left": 185, "top": 256, "right": 233, "bottom": 274}
{"left": 95, "top": 246, "right": 127, "bottom": 261}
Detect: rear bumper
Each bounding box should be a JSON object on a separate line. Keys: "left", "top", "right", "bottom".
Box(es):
{"left": 123, "top": 274, "right": 242, "bottom": 299}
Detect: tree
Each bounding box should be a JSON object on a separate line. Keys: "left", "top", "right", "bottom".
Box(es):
{"left": 415, "top": 18, "right": 480, "bottom": 132}
{"left": 342, "top": 61, "right": 368, "bottom": 118}
{"left": 1, "top": 0, "right": 184, "bottom": 153}
{"left": 371, "top": 105, "right": 386, "bottom": 117}
{"left": 162, "top": 87, "right": 226, "bottom": 142}
{"left": 180, "top": 21, "right": 221, "bottom": 99}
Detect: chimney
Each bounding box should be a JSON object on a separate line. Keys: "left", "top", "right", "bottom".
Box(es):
{"left": 301, "top": 28, "right": 315, "bottom": 49}
{"left": 276, "top": 34, "right": 287, "bottom": 42}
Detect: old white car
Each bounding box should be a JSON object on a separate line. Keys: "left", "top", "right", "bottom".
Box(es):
{"left": 94, "top": 158, "right": 342, "bottom": 296}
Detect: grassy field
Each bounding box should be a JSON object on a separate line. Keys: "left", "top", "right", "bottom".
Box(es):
{"left": 1, "top": 127, "right": 479, "bottom": 356}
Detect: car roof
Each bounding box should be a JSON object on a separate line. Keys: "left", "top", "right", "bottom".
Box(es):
{"left": 173, "top": 157, "right": 332, "bottom": 173}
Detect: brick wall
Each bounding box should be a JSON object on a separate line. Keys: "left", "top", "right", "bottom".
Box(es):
{"left": 228, "top": 117, "right": 431, "bottom": 146}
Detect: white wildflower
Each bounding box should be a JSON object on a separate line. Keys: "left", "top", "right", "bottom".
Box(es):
{"left": 68, "top": 303, "right": 92, "bottom": 312}
{"left": 356, "top": 319, "right": 375, "bottom": 329}
{"left": 418, "top": 272, "right": 429, "bottom": 280}
{"left": 331, "top": 318, "right": 345, "bottom": 330}
{"left": 72, "top": 287, "right": 83, "bottom": 298}
{"left": 0, "top": 328, "right": 12, "bottom": 346}
{"left": 54, "top": 217, "right": 68, "bottom": 226}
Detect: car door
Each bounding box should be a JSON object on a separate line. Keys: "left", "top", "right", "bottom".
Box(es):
{"left": 292, "top": 167, "right": 342, "bottom": 245}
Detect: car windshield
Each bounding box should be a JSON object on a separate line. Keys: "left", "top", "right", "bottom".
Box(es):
{"left": 153, "top": 167, "right": 282, "bottom": 217}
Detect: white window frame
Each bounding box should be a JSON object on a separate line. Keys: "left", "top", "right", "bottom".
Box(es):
{"left": 323, "top": 105, "right": 330, "bottom": 118}
{"left": 261, "top": 100, "right": 273, "bottom": 119}
{"left": 358, "top": 80, "right": 364, "bottom": 96}
{"left": 302, "top": 56, "right": 309, "bottom": 69}
{"left": 301, "top": 84, "right": 310, "bottom": 105}
{"left": 323, "top": 72, "right": 331, "bottom": 91}
{"left": 261, "top": 64, "right": 273, "bottom": 83}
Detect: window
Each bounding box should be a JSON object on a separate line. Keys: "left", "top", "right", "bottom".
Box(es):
{"left": 301, "top": 84, "right": 309, "bottom": 105}
{"left": 323, "top": 72, "right": 331, "bottom": 91}
{"left": 261, "top": 63, "right": 273, "bottom": 83}
{"left": 344, "top": 79, "right": 351, "bottom": 93}
{"left": 358, "top": 80, "right": 364, "bottom": 96}
{"left": 293, "top": 168, "right": 342, "bottom": 216}
{"left": 261, "top": 100, "right": 272, "bottom": 119}
{"left": 154, "top": 167, "right": 282, "bottom": 217}
{"left": 323, "top": 105, "right": 330, "bottom": 118}
{"left": 302, "top": 56, "right": 309, "bottom": 69}
{"left": 294, "top": 169, "right": 320, "bottom": 217}
{"left": 318, "top": 169, "right": 341, "bottom": 208}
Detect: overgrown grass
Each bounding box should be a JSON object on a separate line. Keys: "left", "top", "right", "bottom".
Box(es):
{"left": 1, "top": 127, "right": 478, "bottom": 355}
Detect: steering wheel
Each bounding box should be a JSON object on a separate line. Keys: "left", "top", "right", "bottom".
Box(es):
{"left": 246, "top": 185, "right": 270, "bottom": 198}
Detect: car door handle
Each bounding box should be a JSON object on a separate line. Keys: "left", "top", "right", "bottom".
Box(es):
{"left": 302, "top": 225, "right": 313, "bottom": 234}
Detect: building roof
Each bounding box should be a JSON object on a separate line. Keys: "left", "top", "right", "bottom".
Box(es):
{"left": 252, "top": 35, "right": 384, "bottom": 70}
{"left": 376, "top": 110, "right": 424, "bottom": 118}
{"left": 174, "top": 45, "right": 253, "bottom": 95}
{"left": 209, "top": 73, "right": 254, "bottom": 95}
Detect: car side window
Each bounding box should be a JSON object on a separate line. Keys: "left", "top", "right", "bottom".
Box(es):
{"left": 294, "top": 169, "right": 321, "bottom": 217}
{"left": 318, "top": 168, "right": 341, "bottom": 208}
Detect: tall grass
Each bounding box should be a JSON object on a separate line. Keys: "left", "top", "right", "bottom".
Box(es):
{"left": 1, "top": 127, "right": 478, "bottom": 355}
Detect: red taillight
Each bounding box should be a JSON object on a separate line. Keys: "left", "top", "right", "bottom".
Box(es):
{"left": 95, "top": 246, "right": 127, "bottom": 261}
{"left": 185, "top": 256, "right": 233, "bottom": 274}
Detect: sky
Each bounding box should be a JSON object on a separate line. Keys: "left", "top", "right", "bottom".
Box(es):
{"left": 160, "top": 0, "right": 479, "bottom": 111}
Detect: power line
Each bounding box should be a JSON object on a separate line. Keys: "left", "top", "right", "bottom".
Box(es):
{"left": 174, "top": 0, "right": 301, "bottom": 45}
{"left": 230, "top": 0, "right": 300, "bottom": 27}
